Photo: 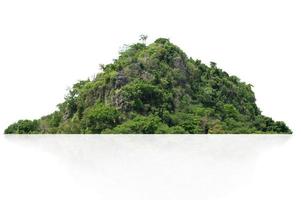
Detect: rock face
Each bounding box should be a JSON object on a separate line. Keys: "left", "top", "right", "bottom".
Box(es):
{"left": 173, "top": 57, "right": 187, "bottom": 73}
{"left": 4, "top": 38, "right": 292, "bottom": 134}
{"left": 114, "top": 70, "right": 128, "bottom": 89}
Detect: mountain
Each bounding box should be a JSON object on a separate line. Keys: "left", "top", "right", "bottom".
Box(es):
{"left": 5, "top": 38, "right": 291, "bottom": 134}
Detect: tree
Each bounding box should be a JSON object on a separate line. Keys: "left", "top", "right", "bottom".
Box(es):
{"left": 120, "top": 81, "right": 164, "bottom": 114}
{"left": 222, "top": 104, "right": 240, "bottom": 120}
{"left": 81, "top": 103, "right": 121, "bottom": 133}
{"left": 5, "top": 120, "right": 39, "bottom": 134}
{"left": 139, "top": 34, "right": 148, "bottom": 43}
{"left": 107, "top": 115, "right": 162, "bottom": 134}
{"left": 210, "top": 61, "right": 217, "bottom": 68}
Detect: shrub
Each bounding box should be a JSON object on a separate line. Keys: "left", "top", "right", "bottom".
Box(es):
{"left": 109, "top": 115, "right": 162, "bottom": 134}
{"left": 81, "top": 103, "right": 121, "bottom": 133}
{"left": 5, "top": 119, "right": 39, "bottom": 134}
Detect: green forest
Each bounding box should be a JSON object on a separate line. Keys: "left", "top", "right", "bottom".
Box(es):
{"left": 5, "top": 38, "right": 291, "bottom": 134}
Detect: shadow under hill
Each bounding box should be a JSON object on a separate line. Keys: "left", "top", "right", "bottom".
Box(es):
{"left": 4, "top": 134, "right": 291, "bottom": 200}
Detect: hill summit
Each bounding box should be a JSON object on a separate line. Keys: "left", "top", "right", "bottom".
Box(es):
{"left": 5, "top": 38, "right": 291, "bottom": 134}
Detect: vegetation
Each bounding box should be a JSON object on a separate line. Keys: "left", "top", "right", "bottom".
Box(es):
{"left": 4, "top": 37, "right": 292, "bottom": 134}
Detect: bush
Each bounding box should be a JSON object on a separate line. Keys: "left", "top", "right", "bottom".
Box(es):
{"left": 81, "top": 103, "right": 121, "bottom": 133}
{"left": 157, "top": 125, "right": 187, "bottom": 134}
{"left": 170, "top": 112, "right": 202, "bottom": 134}
{"left": 5, "top": 119, "right": 39, "bottom": 134}
{"left": 58, "top": 118, "right": 81, "bottom": 134}
{"left": 108, "top": 115, "right": 162, "bottom": 134}
{"left": 120, "top": 81, "right": 164, "bottom": 114}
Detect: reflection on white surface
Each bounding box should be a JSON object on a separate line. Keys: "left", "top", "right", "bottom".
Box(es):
{"left": 0, "top": 134, "right": 298, "bottom": 200}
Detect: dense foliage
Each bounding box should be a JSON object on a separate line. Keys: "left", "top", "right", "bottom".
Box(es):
{"left": 5, "top": 38, "right": 291, "bottom": 134}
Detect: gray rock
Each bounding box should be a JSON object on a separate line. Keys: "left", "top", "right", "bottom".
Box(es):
{"left": 173, "top": 57, "right": 187, "bottom": 72}
{"left": 114, "top": 71, "right": 128, "bottom": 88}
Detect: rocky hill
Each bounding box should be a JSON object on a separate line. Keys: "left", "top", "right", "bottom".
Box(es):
{"left": 5, "top": 38, "right": 291, "bottom": 134}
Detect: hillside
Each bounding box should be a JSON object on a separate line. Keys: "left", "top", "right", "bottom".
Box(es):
{"left": 5, "top": 38, "right": 291, "bottom": 134}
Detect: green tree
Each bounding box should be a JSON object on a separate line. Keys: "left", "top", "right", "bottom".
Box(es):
{"left": 107, "top": 115, "right": 162, "bottom": 134}
{"left": 5, "top": 120, "right": 39, "bottom": 134}
{"left": 81, "top": 103, "right": 121, "bottom": 133}
{"left": 120, "top": 81, "right": 164, "bottom": 114}
{"left": 139, "top": 34, "right": 148, "bottom": 44}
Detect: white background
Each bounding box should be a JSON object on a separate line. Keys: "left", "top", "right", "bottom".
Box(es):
{"left": 0, "top": 0, "right": 300, "bottom": 199}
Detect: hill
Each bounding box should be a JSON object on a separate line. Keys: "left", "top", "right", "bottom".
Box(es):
{"left": 5, "top": 38, "right": 291, "bottom": 134}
